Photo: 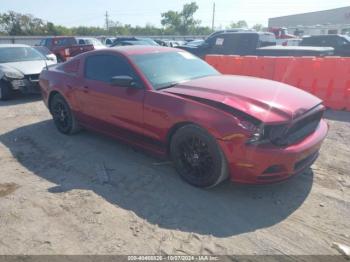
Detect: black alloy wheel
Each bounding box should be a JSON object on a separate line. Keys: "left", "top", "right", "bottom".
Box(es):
{"left": 50, "top": 94, "right": 80, "bottom": 134}
{"left": 170, "top": 124, "right": 228, "bottom": 188}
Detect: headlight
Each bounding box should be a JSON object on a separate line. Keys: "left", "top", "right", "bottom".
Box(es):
{"left": 238, "top": 120, "right": 266, "bottom": 144}
{"left": 246, "top": 127, "right": 265, "bottom": 144}
{"left": 4, "top": 70, "right": 24, "bottom": 79}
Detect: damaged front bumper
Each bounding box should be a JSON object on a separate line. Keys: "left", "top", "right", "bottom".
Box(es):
{"left": 9, "top": 74, "right": 41, "bottom": 94}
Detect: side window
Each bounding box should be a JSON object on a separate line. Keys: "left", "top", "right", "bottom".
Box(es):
{"left": 39, "top": 39, "right": 51, "bottom": 47}
{"left": 84, "top": 55, "right": 137, "bottom": 84}
{"left": 54, "top": 38, "right": 76, "bottom": 46}
{"left": 301, "top": 37, "right": 314, "bottom": 46}
{"left": 78, "top": 39, "right": 85, "bottom": 45}
{"left": 206, "top": 35, "right": 218, "bottom": 47}
{"left": 337, "top": 37, "right": 348, "bottom": 46}
{"left": 319, "top": 37, "right": 333, "bottom": 47}
{"left": 53, "top": 39, "right": 63, "bottom": 46}
{"left": 63, "top": 59, "right": 80, "bottom": 75}
{"left": 325, "top": 37, "right": 337, "bottom": 47}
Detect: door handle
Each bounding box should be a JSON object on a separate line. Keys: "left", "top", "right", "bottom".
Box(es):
{"left": 83, "top": 86, "right": 89, "bottom": 93}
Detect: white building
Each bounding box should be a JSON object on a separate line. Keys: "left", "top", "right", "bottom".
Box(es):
{"left": 269, "top": 6, "right": 350, "bottom": 36}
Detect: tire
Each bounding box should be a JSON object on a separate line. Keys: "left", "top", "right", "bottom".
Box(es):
{"left": 50, "top": 93, "right": 81, "bottom": 135}
{"left": 170, "top": 124, "right": 229, "bottom": 188}
{"left": 0, "top": 80, "right": 13, "bottom": 101}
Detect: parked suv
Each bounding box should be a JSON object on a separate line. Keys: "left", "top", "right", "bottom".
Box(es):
{"left": 38, "top": 36, "right": 94, "bottom": 62}
{"left": 300, "top": 35, "right": 350, "bottom": 56}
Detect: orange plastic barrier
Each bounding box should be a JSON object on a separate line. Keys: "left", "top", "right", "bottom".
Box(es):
{"left": 205, "top": 54, "right": 350, "bottom": 111}
{"left": 222, "top": 55, "right": 244, "bottom": 75}
{"left": 327, "top": 58, "right": 350, "bottom": 110}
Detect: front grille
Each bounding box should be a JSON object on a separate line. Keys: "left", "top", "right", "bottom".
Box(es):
{"left": 270, "top": 110, "right": 323, "bottom": 146}
{"left": 26, "top": 74, "right": 40, "bottom": 82}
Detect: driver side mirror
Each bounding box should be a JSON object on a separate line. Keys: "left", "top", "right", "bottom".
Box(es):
{"left": 46, "top": 55, "right": 55, "bottom": 61}
{"left": 110, "top": 75, "right": 140, "bottom": 88}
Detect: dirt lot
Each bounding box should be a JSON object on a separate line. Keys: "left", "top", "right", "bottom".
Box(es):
{"left": 0, "top": 95, "right": 349, "bottom": 255}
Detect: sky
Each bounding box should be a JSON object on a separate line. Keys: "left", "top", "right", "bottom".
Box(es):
{"left": 1, "top": 0, "right": 350, "bottom": 29}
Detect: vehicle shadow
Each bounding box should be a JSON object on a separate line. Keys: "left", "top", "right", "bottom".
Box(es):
{"left": 0, "top": 120, "right": 314, "bottom": 238}
{"left": 324, "top": 109, "right": 350, "bottom": 123}
{"left": 0, "top": 93, "right": 41, "bottom": 106}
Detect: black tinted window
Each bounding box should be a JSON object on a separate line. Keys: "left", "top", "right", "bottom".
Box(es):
{"left": 53, "top": 38, "right": 76, "bottom": 46}
{"left": 85, "top": 55, "right": 136, "bottom": 83}
{"left": 301, "top": 37, "right": 319, "bottom": 46}
{"left": 301, "top": 36, "right": 337, "bottom": 47}
{"left": 39, "top": 38, "right": 52, "bottom": 47}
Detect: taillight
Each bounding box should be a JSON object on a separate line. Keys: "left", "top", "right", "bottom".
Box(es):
{"left": 64, "top": 48, "right": 70, "bottom": 57}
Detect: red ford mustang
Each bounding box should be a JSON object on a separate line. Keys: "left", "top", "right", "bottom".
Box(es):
{"left": 39, "top": 46, "right": 328, "bottom": 188}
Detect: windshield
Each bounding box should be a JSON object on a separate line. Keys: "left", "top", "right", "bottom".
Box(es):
{"left": 82, "top": 38, "right": 104, "bottom": 46}
{"left": 186, "top": 40, "right": 205, "bottom": 47}
{"left": 33, "top": 46, "right": 51, "bottom": 56}
{"left": 0, "top": 47, "right": 44, "bottom": 63}
{"left": 343, "top": 35, "right": 350, "bottom": 42}
{"left": 143, "top": 39, "right": 159, "bottom": 46}
{"left": 130, "top": 51, "right": 219, "bottom": 90}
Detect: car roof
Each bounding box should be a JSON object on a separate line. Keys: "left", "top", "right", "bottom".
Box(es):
{"left": 303, "top": 34, "right": 343, "bottom": 38}
{"left": 0, "top": 44, "right": 31, "bottom": 48}
{"left": 114, "top": 37, "right": 153, "bottom": 41}
{"left": 217, "top": 31, "right": 274, "bottom": 36}
{"left": 108, "top": 45, "right": 179, "bottom": 55}
{"left": 45, "top": 36, "right": 75, "bottom": 39}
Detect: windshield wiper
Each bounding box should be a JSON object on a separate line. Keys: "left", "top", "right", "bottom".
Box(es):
{"left": 157, "top": 82, "right": 180, "bottom": 90}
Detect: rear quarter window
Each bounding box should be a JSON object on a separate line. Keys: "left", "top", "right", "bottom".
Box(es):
{"left": 60, "top": 59, "right": 80, "bottom": 75}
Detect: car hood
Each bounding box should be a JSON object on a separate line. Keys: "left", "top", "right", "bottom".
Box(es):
{"left": 0, "top": 60, "right": 55, "bottom": 75}
{"left": 164, "top": 75, "right": 322, "bottom": 124}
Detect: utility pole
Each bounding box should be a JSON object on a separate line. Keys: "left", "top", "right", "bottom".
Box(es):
{"left": 105, "top": 11, "right": 109, "bottom": 31}
{"left": 211, "top": 2, "right": 215, "bottom": 31}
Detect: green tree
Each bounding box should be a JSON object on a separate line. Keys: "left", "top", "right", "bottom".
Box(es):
{"left": 161, "top": 2, "right": 201, "bottom": 35}
{"left": 0, "top": 11, "right": 70, "bottom": 36}
{"left": 0, "top": 11, "right": 24, "bottom": 35}
{"left": 252, "top": 24, "right": 264, "bottom": 32}
{"left": 0, "top": 8, "right": 211, "bottom": 37}
{"left": 229, "top": 20, "right": 248, "bottom": 29}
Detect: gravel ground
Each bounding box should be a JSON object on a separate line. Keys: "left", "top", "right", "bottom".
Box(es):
{"left": 0, "top": 95, "right": 349, "bottom": 256}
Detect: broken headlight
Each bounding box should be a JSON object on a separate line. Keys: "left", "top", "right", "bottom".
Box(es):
{"left": 4, "top": 69, "right": 24, "bottom": 80}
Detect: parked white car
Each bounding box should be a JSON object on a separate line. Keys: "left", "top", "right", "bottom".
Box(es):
{"left": 0, "top": 44, "right": 56, "bottom": 100}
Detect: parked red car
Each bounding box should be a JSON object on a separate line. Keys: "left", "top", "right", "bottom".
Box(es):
{"left": 38, "top": 36, "right": 95, "bottom": 62}
{"left": 39, "top": 46, "right": 328, "bottom": 187}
